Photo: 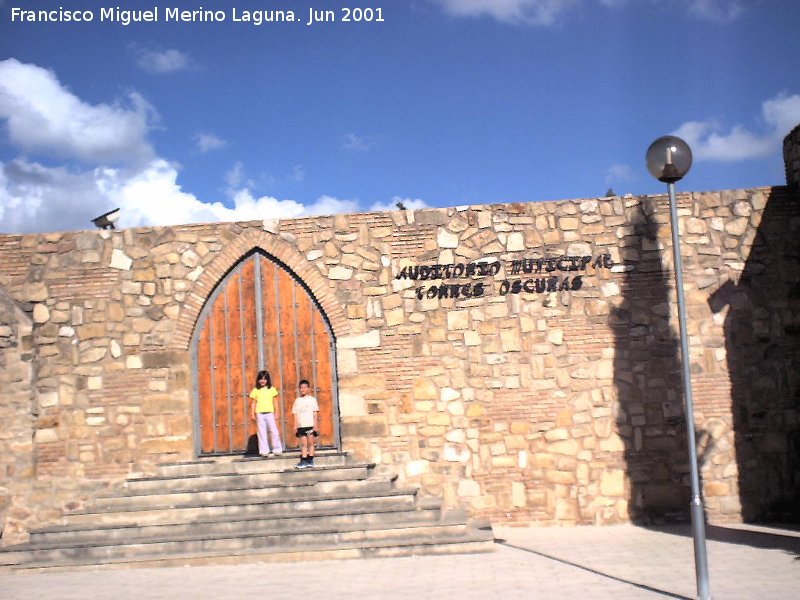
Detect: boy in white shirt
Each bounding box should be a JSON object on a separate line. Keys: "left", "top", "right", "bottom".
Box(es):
{"left": 292, "top": 379, "right": 319, "bottom": 469}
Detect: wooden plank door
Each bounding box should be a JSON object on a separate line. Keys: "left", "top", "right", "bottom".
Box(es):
{"left": 193, "top": 251, "right": 338, "bottom": 455}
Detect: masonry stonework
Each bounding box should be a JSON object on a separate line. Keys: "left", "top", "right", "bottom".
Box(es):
{"left": 0, "top": 186, "right": 798, "bottom": 543}
{"left": 785, "top": 123, "right": 800, "bottom": 187}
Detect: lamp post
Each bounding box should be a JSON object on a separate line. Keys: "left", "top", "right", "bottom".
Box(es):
{"left": 646, "top": 135, "right": 711, "bottom": 600}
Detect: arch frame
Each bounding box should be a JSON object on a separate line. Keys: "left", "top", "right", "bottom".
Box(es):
{"left": 181, "top": 230, "right": 347, "bottom": 456}
{"left": 171, "top": 229, "right": 350, "bottom": 352}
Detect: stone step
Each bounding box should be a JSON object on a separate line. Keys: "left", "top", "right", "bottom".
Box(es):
{"left": 148, "top": 452, "right": 349, "bottom": 478}
{"left": 30, "top": 503, "right": 445, "bottom": 545}
{"left": 1, "top": 518, "right": 474, "bottom": 568}
{"left": 91, "top": 473, "right": 398, "bottom": 512}
{"left": 8, "top": 527, "right": 496, "bottom": 572}
{"left": 62, "top": 488, "right": 420, "bottom": 528}
{"left": 0, "top": 454, "right": 495, "bottom": 571}
{"left": 117, "top": 462, "right": 374, "bottom": 496}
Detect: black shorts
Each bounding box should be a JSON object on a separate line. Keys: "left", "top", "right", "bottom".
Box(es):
{"left": 296, "top": 427, "right": 317, "bottom": 438}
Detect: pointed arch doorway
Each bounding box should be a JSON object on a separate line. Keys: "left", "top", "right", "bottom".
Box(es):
{"left": 192, "top": 250, "right": 339, "bottom": 456}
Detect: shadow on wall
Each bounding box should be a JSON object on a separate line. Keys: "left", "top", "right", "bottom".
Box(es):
{"left": 611, "top": 197, "right": 695, "bottom": 524}
{"left": 708, "top": 187, "right": 800, "bottom": 523}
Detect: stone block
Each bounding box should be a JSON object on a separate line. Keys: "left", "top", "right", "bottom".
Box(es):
{"left": 599, "top": 434, "right": 625, "bottom": 452}
{"left": 22, "top": 282, "right": 48, "bottom": 302}
{"left": 547, "top": 470, "right": 576, "bottom": 484}
{"left": 76, "top": 323, "right": 105, "bottom": 340}
{"left": 545, "top": 428, "right": 569, "bottom": 441}
{"left": 447, "top": 310, "right": 469, "bottom": 330}
{"left": 338, "top": 392, "right": 367, "bottom": 417}
{"left": 457, "top": 479, "right": 481, "bottom": 497}
{"left": 505, "top": 434, "right": 527, "bottom": 450}
{"left": 464, "top": 331, "right": 481, "bottom": 346}
{"left": 550, "top": 439, "right": 579, "bottom": 456}
{"left": 38, "top": 391, "right": 59, "bottom": 407}
{"left": 341, "top": 417, "right": 387, "bottom": 437}
{"left": 329, "top": 265, "right": 353, "bottom": 280}
{"left": 466, "top": 403, "right": 484, "bottom": 417}
{"left": 511, "top": 481, "right": 526, "bottom": 507}
{"left": 427, "top": 412, "right": 451, "bottom": 426}
{"left": 139, "top": 436, "right": 190, "bottom": 454}
{"left": 338, "top": 330, "right": 380, "bottom": 349}
{"left": 445, "top": 429, "right": 466, "bottom": 443}
{"left": 440, "top": 387, "right": 460, "bottom": 402}
{"left": 443, "top": 444, "right": 470, "bottom": 462}
{"left": 600, "top": 470, "right": 626, "bottom": 496}
{"left": 33, "top": 304, "right": 50, "bottom": 323}
{"left": 491, "top": 456, "right": 515, "bottom": 468}
{"left": 506, "top": 232, "right": 525, "bottom": 251}
{"left": 704, "top": 481, "right": 730, "bottom": 497}
{"left": 556, "top": 409, "right": 573, "bottom": 427}
{"left": 559, "top": 217, "right": 579, "bottom": 230}
{"left": 554, "top": 498, "right": 578, "bottom": 520}
{"left": 140, "top": 351, "right": 182, "bottom": 369}
{"left": 405, "top": 460, "right": 430, "bottom": 477}
{"left": 500, "top": 328, "right": 521, "bottom": 352}
{"left": 110, "top": 249, "right": 133, "bottom": 270}
{"left": 437, "top": 228, "right": 459, "bottom": 248}
{"left": 724, "top": 217, "right": 749, "bottom": 236}
{"left": 34, "top": 428, "right": 59, "bottom": 443}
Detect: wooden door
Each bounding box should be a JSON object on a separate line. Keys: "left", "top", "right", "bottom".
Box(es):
{"left": 193, "top": 251, "right": 338, "bottom": 455}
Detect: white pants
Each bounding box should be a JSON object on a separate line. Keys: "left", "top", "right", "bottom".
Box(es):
{"left": 255, "top": 412, "right": 283, "bottom": 454}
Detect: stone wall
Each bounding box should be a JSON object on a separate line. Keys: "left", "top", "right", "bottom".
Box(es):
{"left": 0, "top": 186, "right": 798, "bottom": 542}
{"left": 0, "top": 283, "right": 35, "bottom": 542}
{"left": 785, "top": 124, "right": 800, "bottom": 187}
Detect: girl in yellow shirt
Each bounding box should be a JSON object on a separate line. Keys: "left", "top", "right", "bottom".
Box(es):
{"left": 249, "top": 370, "right": 283, "bottom": 456}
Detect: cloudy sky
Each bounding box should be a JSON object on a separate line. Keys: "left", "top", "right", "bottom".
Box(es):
{"left": 1, "top": 0, "right": 799, "bottom": 233}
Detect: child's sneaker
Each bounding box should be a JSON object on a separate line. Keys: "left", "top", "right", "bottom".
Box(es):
{"left": 294, "top": 458, "right": 308, "bottom": 469}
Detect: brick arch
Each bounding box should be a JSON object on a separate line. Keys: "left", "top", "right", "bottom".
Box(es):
{"left": 171, "top": 229, "right": 349, "bottom": 351}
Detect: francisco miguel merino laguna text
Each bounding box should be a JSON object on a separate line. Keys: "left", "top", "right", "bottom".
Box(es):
{"left": 10, "top": 6, "right": 386, "bottom": 26}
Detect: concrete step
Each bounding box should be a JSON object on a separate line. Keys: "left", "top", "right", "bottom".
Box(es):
{"left": 0, "top": 453, "right": 495, "bottom": 571}
{"left": 148, "top": 452, "right": 350, "bottom": 478}
{"left": 117, "top": 462, "right": 374, "bottom": 496}
{"left": 91, "top": 473, "right": 398, "bottom": 512}
{"left": 8, "top": 526, "right": 496, "bottom": 572}
{"left": 1, "top": 517, "right": 475, "bottom": 567}
{"left": 30, "top": 504, "right": 445, "bottom": 545}
{"left": 61, "top": 488, "right": 420, "bottom": 527}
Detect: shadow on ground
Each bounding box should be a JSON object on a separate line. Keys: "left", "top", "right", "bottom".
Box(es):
{"left": 648, "top": 523, "right": 800, "bottom": 557}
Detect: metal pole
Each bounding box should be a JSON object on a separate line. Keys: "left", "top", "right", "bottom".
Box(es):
{"left": 666, "top": 181, "right": 711, "bottom": 600}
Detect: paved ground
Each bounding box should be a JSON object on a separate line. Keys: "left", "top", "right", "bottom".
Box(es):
{"left": 2, "top": 523, "right": 798, "bottom": 599}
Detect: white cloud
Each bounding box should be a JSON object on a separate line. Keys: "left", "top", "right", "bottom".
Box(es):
{"left": 0, "top": 59, "right": 366, "bottom": 234}
{"left": 0, "top": 158, "right": 360, "bottom": 233}
{"left": 341, "top": 132, "right": 374, "bottom": 151}
{"left": 134, "top": 47, "right": 191, "bottom": 74}
{"left": 194, "top": 132, "right": 227, "bottom": 152}
{"left": 368, "top": 196, "right": 430, "bottom": 212}
{"left": 687, "top": 0, "right": 743, "bottom": 23}
{"left": 434, "top": 0, "right": 580, "bottom": 26}
{"left": 0, "top": 58, "right": 154, "bottom": 164}
{"left": 604, "top": 163, "right": 634, "bottom": 185}
{"left": 290, "top": 165, "right": 306, "bottom": 182}
{"left": 432, "top": 0, "right": 745, "bottom": 25}
{"left": 0, "top": 159, "right": 107, "bottom": 233}
{"left": 224, "top": 162, "right": 247, "bottom": 188}
{"left": 673, "top": 93, "right": 800, "bottom": 162}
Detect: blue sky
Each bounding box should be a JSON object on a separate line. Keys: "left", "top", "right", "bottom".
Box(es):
{"left": 1, "top": 0, "right": 799, "bottom": 233}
